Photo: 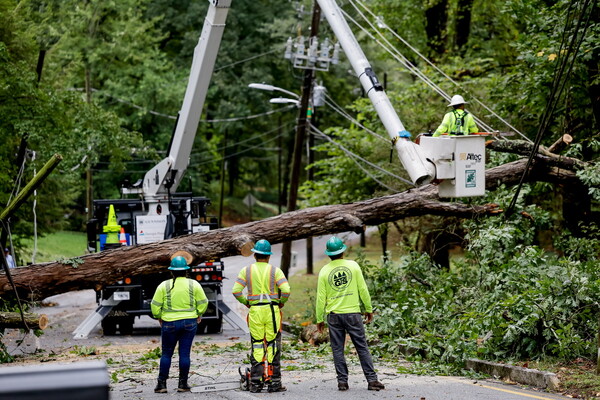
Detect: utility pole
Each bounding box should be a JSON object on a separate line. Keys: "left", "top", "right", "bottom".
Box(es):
{"left": 278, "top": 116, "right": 283, "bottom": 215}
{"left": 306, "top": 106, "right": 315, "bottom": 275}
{"left": 280, "top": 1, "right": 321, "bottom": 277}
{"left": 218, "top": 130, "right": 228, "bottom": 227}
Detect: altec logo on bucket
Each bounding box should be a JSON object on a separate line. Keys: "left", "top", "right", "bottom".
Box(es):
{"left": 459, "top": 153, "right": 482, "bottom": 162}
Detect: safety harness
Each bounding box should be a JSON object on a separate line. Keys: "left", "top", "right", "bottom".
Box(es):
{"left": 450, "top": 109, "right": 469, "bottom": 135}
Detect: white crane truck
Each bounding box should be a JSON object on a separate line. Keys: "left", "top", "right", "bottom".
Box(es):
{"left": 74, "top": 0, "right": 487, "bottom": 340}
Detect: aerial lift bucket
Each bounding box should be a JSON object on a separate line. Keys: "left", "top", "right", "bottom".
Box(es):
{"left": 419, "top": 135, "right": 489, "bottom": 198}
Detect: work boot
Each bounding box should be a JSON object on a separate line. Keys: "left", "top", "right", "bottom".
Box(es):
{"left": 154, "top": 378, "right": 167, "bottom": 393}
{"left": 267, "top": 383, "right": 287, "bottom": 392}
{"left": 249, "top": 384, "right": 263, "bottom": 393}
{"left": 338, "top": 382, "right": 349, "bottom": 391}
{"left": 177, "top": 378, "right": 191, "bottom": 392}
{"left": 367, "top": 380, "right": 385, "bottom": 391}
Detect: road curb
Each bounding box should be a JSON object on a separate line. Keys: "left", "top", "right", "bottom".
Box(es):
{"left": 465, "top": 358, "right": 560, "bottom": 391}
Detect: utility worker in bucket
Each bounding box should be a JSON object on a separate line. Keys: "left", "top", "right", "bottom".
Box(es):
{"left": 316, "top": 236, "right": 385, "bottom": 392}
{"left": 151, "top": 256, "right": 208, "bottom": 393}
{"left": 232, "top": 239, "right": 291, "bottom": 393}
{"left": 433, "top": 94, "right": 479, "bottom": 137}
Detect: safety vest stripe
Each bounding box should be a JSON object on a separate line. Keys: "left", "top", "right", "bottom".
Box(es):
{"left": 163, "top": 278, "right": 196, "bottom": 313}
{"left": 235, "top": 278, "right": 246, "bottom": 286}
{"left": 280, "top": 292, "right": 290, "bottom": 298}
{"left": 269, "top": 265, "right": 276, "bottom": 294}
{"left": 166, "top": 280, "right": 172, "bottom": 310}
{"left": 196, "top": 299, "right": 208, "bottom": 305}
{"left": 188, "top": 280, "right": 194, "bottom": 312}
{"left": 246, "top": 265, "right": 253, "bottom": 292}
{"left": 233, "top": 291, "right": 244, "bottom": 298}
{"left": 151, "top": 300, "right": 163, "bottom": 307}
{"left": 276, "top": 278, "right": 288, "bottom": 286}
{"left": 246, "top": 294, "right": 280, "bottom": 300}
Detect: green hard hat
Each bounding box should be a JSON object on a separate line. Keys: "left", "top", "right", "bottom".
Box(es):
{"left": 325, "top": 236, "right": 347, "bottom": 256}
{"left": 251, "top": 239, "right": 272, "bottom": 255}
{"left": 169, "top": 256, "right": 190, "bottom": 270}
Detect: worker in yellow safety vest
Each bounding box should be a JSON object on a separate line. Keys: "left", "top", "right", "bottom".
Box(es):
{"left": 232, "top": 239, "right": 291, "bottom": 393}
{"left": 316, "top": 237, "right": 385, "bottom": 392}
{"left": 433, "top": 94, "right": 479, "bottom": 137}
{"left": 151, "top": 256, "right": 208, "bottom": 393}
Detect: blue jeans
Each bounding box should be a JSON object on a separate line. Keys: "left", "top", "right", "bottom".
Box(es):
{"left": 158, "top": 319, "right": 197, "bottom": 380}
{"left": 327, "top": 313, "right": 378, "bottom": 384}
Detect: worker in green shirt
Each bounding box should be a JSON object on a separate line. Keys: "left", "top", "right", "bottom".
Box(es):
{"left": 232, "top": 239, "right": 291, "bottom": 393}
{"left": 316, "top": 236, "right": 385, "bottom": 392}
{"left": 433, "top": 94, "right": 479, "bottom": 137}
{"left": 151, "top": 256, "right": 208, "bottom": 393}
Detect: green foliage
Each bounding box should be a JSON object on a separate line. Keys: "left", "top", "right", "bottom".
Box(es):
{"left": 138, "top": 346, "right": 161, "bottom": 361}
{"left": 71, "top": 345, "right": 97, "bottom": 356}
{"left": 364, "top": 216, "right": 600, "bottom": 363}
{"left": 57, "top": 256, "right": 84, "bottom": 269}
{"left": 576, "top": 161, "right": 600, "bottom": 202}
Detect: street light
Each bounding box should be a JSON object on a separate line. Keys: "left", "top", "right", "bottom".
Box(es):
{"left": 248, "top": 83, "right": 300, "bottom": 100}
{"left": 269, "top": 97, "right": 300, "bottom": 106}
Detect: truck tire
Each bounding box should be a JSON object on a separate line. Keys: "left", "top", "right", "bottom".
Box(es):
{"left": 119, "top": 317, "right": 134, "bottom": 335}
{"left": 205, "top": 316, "right": 223, "bottom": 334}
{"left": 101, "top": 317, "right": 117, "bottom": 336}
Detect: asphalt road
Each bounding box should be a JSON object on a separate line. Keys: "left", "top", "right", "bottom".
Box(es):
{"left": 1, "top": 235, "right": 571, "bottom": 400}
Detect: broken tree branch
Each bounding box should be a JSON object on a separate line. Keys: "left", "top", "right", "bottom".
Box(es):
{"left": 0, "top": 312, "right": 48, "bottom": 331}
{"left": 0, "top": 154, "right": 582, "bottom": 301}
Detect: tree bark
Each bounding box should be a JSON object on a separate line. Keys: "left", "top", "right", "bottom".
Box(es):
{"left": 0, "top": 155, "right": 582, "bottom": 301}
{"left": 548, "top": 134, "right": 573, "bottom": 154}
{"left": 425, "top": 0, "right": 449, "bottom": 57}
{"left": 455, "top": 0, "right": 475, "bottom": 52}
{"left": 0, "top": 312, "right": 48, "bottom": 331}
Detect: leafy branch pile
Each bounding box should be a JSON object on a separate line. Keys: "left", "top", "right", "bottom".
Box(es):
{"left": 363, "top": 206, "right": 600, "bottom": 364}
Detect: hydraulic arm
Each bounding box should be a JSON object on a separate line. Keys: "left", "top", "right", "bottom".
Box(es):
{"left": 123, "top": 0, "right": 232, "bottom": 201}
{"left": 126, "top": 0, "right": 434, "bottom": 204}
{"left": 316, "top": 0, "right": 435, "bottom": 185}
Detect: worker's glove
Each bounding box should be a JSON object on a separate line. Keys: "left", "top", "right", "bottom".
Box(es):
{"left": 278, "top": 302, "right": 285, "bottom": 308}
{"left": 364, "top": 312, "right": 374, "bottom": 324}
{"left": 316, "top": 322, "right": 325, "bottom": 333}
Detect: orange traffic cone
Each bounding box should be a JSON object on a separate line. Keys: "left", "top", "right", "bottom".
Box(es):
{"left": 119, "top": 227, "right": 127, "bottom": 246}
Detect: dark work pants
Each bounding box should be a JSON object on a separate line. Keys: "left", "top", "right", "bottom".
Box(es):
{"left": 250, "top": 331, "right": 282, "bottom": 386}
{"left": 327, "top": 313, "right": 378, "bottom": 384}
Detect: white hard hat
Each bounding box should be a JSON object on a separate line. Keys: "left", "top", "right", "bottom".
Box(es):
{"left": 448, "top": 95, "right": 467, "bottom": 107}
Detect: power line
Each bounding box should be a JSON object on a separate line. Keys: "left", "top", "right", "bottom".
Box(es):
{"left": 506, "top": 0, "right": 594, "bottom": 214}
{"left": 324, "top": 95, "right": 388, "bottom": 143}
{"left": 214, "top": 48, "right": 280, "bottom": 72}
{"left": 350, "top": 0, "right": 528, "bottom": 141}
{"left": 309, "top": 123, "right": 413, "bottom": 188}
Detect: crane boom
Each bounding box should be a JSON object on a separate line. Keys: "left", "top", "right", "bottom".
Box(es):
{"left": 123, "top": 0, "right": 232, "bottom": 201}
{"left": 316, "top": 0, "right": 435, "bottom": 185}
{"left": 126, "top": 0, "right": 436, "bottom": 202}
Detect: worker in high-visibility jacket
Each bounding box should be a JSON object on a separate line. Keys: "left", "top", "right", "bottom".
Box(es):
{"left": 433, "top": 94, "right": 479, "bottom": 137}
{"left": 151, "top": 256, "right": 208, "bottom": 394}
{"left": 232, "top": 239, "right": 291, "bottom": 393}
{"left": 316, "top": 237, "right": 385, "bottom": 392}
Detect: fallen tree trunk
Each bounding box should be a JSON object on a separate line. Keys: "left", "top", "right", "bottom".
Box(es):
{"left": 0, "top": 156, "right": 581, "bottom": 301}
{"left": 0, "top": 312, "right": 49, "bottom": 331}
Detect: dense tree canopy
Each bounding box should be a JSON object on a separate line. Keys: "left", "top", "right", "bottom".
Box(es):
{"left": 0, "top": 0, "right": 597, "bottom": 250}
